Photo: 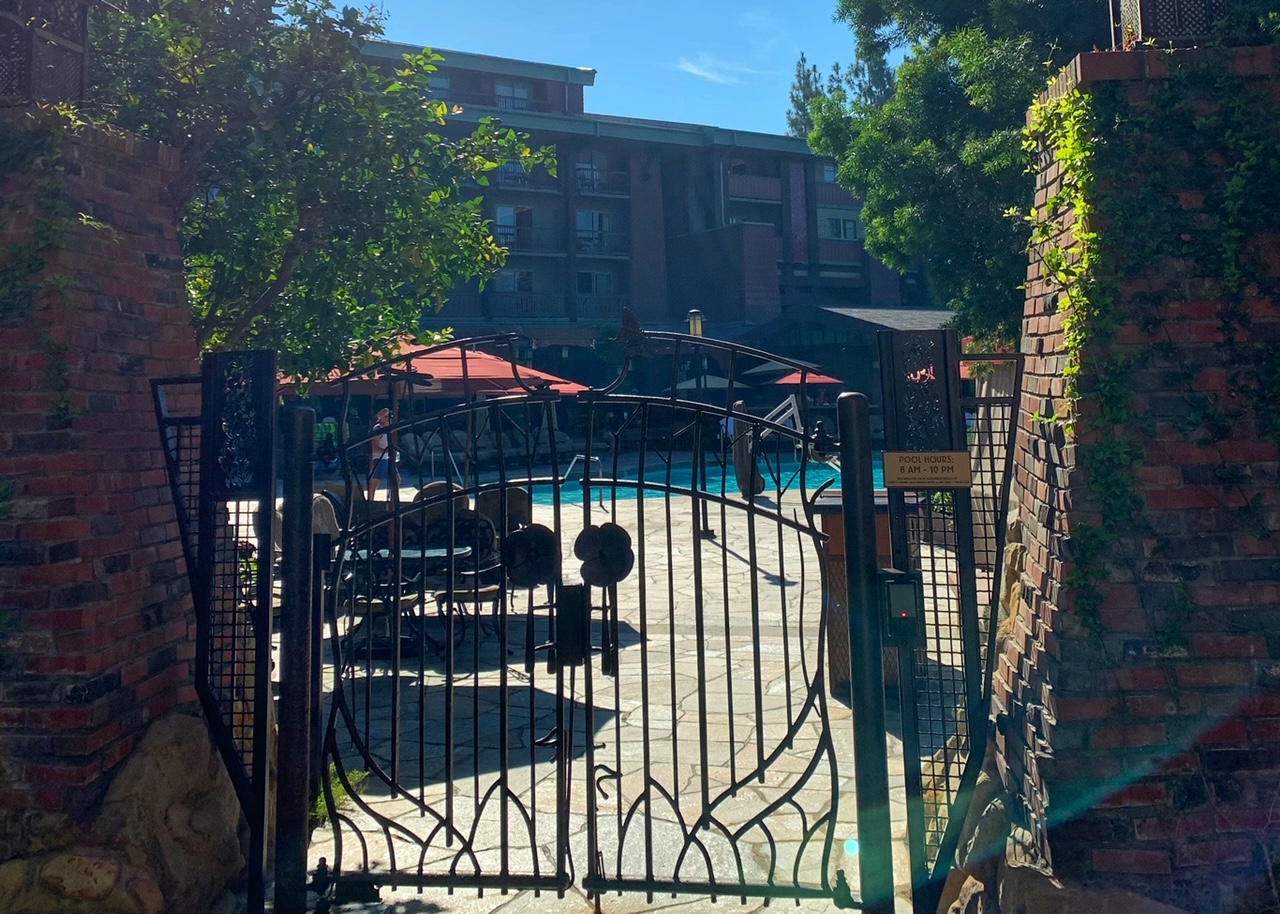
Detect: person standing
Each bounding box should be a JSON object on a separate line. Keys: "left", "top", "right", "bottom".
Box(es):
{"left": 368, "top": 407, "right": 391, "bottom": 501}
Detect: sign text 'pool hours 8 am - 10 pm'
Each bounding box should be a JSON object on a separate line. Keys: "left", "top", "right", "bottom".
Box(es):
{"left": 881, "top": 451, "right": 973, "bottom": 489}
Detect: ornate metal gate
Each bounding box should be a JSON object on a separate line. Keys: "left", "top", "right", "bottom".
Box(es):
{"left": 153, "top": 351, "right": 279, "bottom": 914}
{"left": 876, "top": 331, "right": 1024, "bottom": 913}
{"left": 314, "top": 332, "right": 864, "bottom": 906}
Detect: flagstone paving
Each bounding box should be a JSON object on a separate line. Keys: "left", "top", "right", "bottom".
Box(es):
{"left": 294, "top": 489, "right": 916, "bottom": 913}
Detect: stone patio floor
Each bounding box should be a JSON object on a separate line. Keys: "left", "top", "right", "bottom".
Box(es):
{"left": 251, "top": 488, "right": 922, "bottom": 913}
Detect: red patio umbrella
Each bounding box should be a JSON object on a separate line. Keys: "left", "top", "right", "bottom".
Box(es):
{"left": 772, "top": 370, "right": 842, "bottom": 386}
{"left": 282, "top": 346, "right": 587, "bottom": 397}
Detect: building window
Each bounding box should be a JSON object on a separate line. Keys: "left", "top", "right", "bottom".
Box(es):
{"left": 826, "top": 217, "right": 861, "bottom": 240}
{"left": 821, "top": 162, "right": 839, "bottom": 183}
{"left": 428, "top": 73, "right": 449, "bottom": 98}
{"left": 495, "top": 270, "right": 533, "bottom": 293}
{"left": 495, "top": 204, "right": 534, "bottom": 246}
{"left": 577, "top": 271, "right": 613, "bottom": 295}
{"left": 495, "top": 80, "right": 530, "bottom": 111}
{"left": 818, "top": 207, "right": 864, "bottom": 241}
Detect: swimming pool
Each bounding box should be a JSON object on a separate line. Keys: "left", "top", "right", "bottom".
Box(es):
{"left": 529, "top": 454, "right": 884, "bottom": 505}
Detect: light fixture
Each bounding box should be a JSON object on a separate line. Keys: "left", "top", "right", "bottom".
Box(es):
{"left": 686, "top": 309, "right": 704, "bottom": 338}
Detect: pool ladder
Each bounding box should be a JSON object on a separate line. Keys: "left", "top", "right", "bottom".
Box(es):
{"left": 561, "top": 454, "right": 606, "bottom": 508}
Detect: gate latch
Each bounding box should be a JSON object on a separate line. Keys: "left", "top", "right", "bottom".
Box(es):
{"left": 879, "top": 568, "right": 924, "bottom": 647}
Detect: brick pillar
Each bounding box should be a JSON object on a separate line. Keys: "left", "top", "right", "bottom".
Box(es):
{"left": 996, "top": 48, "right": 1280, "bottom": 910}
{"left": 0, "top": 115, "right": 198, "bottom": 855}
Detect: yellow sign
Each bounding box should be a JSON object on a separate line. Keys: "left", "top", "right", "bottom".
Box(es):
{"left": 882, "top": 451, "right": 972, "bottom": 489}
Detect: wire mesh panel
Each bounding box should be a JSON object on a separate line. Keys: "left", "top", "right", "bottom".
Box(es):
{"left": 314, "top": 332, "right": 856, "bottom": 906}
{"left": 878, "top": 332, "right": 1022, "bottom": 907}
{"left": 152, "top": 376, "right": 202, "bottom": 574}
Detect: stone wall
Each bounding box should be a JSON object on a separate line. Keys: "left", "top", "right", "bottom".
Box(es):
{"left": 995, "top": 49, "right": 1280, "bottom": 912}
{"left": 0, "top": 113, "right": 200, "bottom": 857}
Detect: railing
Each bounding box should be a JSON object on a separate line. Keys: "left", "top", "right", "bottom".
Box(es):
{"left": 494, "top": 225, "right": 563, "bottom": 254}
{"left": 437, "top": 291, "right": 483, "bottom": 318}
{"left": 496, "top": 168, "right": 560, "bottom": 192}
{"left": 575, "top": 294, "right": 629, "bottom": 320}
{"left": 574, "top": 169, "right": 630, "bottom": 195}
{"left": 575, "top": 229, "right": 629, "bottom": 257}
{"left": 487, "top": 292, "right": 565, "bottom": 318}
{"left": 727, "top": 173, "right": 782, "bottom": 201}
{"left": 818, "top": 238, "right": 864, "bottom": 264}
{"left": 438, "top": 89, "right": 558, "bottom": 113}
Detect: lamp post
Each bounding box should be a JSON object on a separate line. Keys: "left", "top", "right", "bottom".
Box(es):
{"left": 687, "top": 310, "right": 713, "bottom": 538}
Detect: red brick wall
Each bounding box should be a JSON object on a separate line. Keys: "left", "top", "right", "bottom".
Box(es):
{"left": 997, "top": 49, "right": 1280, "bottom": 909}
{"left": 0, "top": 117, "right": 198, "bottom": 852}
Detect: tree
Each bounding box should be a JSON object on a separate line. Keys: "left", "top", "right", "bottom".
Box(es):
{"left": 786, "top": 53, "right": 825, "bottom": 138}
{"left": 814, "top": 1, "right": 1109, "bottom": 339}
{"left": 86, "top": 0, "right": 550, "bottom": 378}
{"left": 816, "top": 0, "right": 1278, "bottom": 340}
{"left": 787, "top": 48, "right": 895, "bottom": 138}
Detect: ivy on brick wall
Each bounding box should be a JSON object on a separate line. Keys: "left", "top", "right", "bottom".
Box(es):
{"left": 0, "top": 111, "right": 109, "bottom": 422}
{"left": 1024, "top": 51, "right": 1280, "bottom": 643}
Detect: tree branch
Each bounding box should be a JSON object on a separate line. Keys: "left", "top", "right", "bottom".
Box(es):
{"left": 214, "top": 235, "right": 307, "bottom": 351}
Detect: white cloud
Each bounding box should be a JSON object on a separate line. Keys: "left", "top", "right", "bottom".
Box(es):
{"left": 675, "top": 53, "right": 778, "bottom": 86}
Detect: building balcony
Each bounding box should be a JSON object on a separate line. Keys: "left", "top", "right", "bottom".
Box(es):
{"left": 495, "top": 169, "right": 560, "bottom": 192}
{"left": 727, "top": 173, "right": 782, "bottom": 202}
{"left": 575, "top": 295, "right": 629, "bottom": 321}
{"left": 575, "top": 230, "right": 629, "bottom": 257}
{"left": 435, "top": 291, "right": 484, "bottom": 319}
{"left": 441, "top": 90, "right": 558, "bottom": 113}
{"left": 574, "top": 170, "right": 630, "bottom": 196}
{"left": 487, "top": 292, "right": 565, "bottom": 319}
{"left": 816, "top": 181, "right": 858, "bottom": 205}
{"left": 495, "top": 226, "right": 564, "bottom": 255}
{"left": 818, "top": 238, "right": 865, "bottom": 264}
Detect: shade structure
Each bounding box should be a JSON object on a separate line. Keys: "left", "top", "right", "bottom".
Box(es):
{"left": 281, "top": 346, "right": 587, "bottom": 398}
{"left": 672, "top": 375, "right": 735, "bottom": 391}
{"left": 772, "top": 370, "right": 842, "bottom": 386}
{"left": 398, "top": 348, "right": 587, "bottom": 395}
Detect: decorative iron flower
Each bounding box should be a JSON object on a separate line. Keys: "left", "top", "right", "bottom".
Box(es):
{"left": 503, "top": 524, "right": 560, "bottom": 588}
{"left": 574, "top": 523, "right": 634, "bottom": 587}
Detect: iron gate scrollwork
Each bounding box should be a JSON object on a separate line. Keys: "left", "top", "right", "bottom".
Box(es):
{"left": 315, "top": 330, "right": 864, "bottom": 906}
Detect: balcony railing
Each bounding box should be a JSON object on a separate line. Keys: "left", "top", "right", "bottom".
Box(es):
{"left": 818, "top": 238, "right": 864, "bottom": 264}
{"left": 575, "top": 230, "right": 629, "bottom": 257}
{"left": 575, "top": 295, "right": 629, "bottom": 321}
{"left": 494, "top": 226, "right": 564, "bottom": 254}
{"left": 495, "top": 168, "right": 560, "bottom": 192}
{"left": 436, "top": 291, "right": 483, "bottom": 318}
{"left": 574, "top": 170, "right": 630, "bottom": 195}
{"left": 487, "top": 292, "right": 564, "bottom": 319}
{"left": 437, "top": 90, "right": 557, "bottom": 113}
{"left": 727, "top": 173, "right": 782, "bottom": 202}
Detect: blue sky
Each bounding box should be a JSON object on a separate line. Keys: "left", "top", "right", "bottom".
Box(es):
{"left": 373, "top": 1, "right": 860, "bottom": 136}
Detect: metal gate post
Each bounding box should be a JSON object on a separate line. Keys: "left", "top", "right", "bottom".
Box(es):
{"left": 837, "top": 393, "right": 895, "bottom": 914}
{"left": 276, "top": 406, "right": 315, "bottom": 914}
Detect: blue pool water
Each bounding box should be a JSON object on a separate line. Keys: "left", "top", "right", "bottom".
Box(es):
{"left": 530, "top": 455, "right": 884, "bottom": 505}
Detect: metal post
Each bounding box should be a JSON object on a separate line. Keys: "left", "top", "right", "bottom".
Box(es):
{"left": 276, "top": 406, "right": 314, "bottom": 914}
{"left": 837, "top": 392, "right": 895, "bottom": 914}
{"left": 311, "top": 532, "right": 331, "bottom": 806}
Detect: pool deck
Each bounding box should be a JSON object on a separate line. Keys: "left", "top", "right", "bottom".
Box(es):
{"left": 293, "top": 489, "right": 916, "bottom": 914}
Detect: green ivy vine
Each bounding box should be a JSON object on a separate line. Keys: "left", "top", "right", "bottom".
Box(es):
{"left": 1024, "top": 50, "right": 1280, "bottom": 645}
{"left": 0, "top": 110, "right": 96, "bottom": 422}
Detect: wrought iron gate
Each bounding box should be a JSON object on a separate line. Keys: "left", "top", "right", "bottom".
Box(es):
{"left": 314, "top": 332, "right": 865, "bottom": 906}
{"left": 876, "top": 331, "right": 1023, "bottom": 913}
{"left": 153, "top": 351, "right": 279, "bottom": 914}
